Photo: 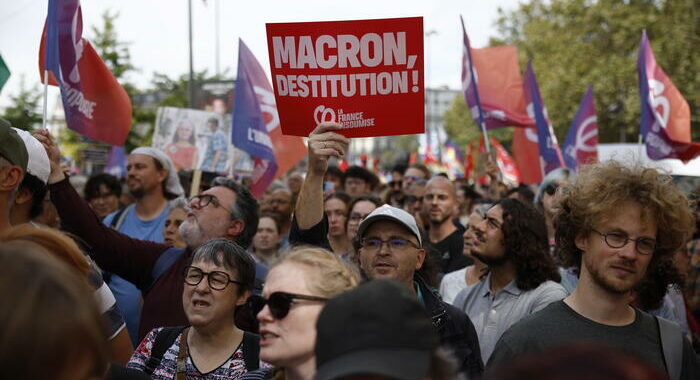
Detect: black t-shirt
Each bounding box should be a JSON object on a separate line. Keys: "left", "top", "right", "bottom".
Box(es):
{"left": 429, "top": 225, "right": 472, "bottom": 274}
{"left": 488, "top": 300, "right": 699, "bottom": 379}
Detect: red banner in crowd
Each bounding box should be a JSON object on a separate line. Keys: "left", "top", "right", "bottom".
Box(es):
{"left": 266, "top": 17, "right": 424, "bottom": 138}
{"left": 39, "top": 0, "right": 131, "bottom": 146}
{"left": 491, "top": 137, "right": 521, "bottom": 184}
{"left": 512, "top": 127, "right": 542, "bottom": 185}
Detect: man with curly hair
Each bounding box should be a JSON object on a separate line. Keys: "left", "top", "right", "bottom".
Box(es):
{"left": 452, "top": 197, "right": 566, "bottom": 363}
{"left": 488, "top": 161, "right": 699, "bottom": 379}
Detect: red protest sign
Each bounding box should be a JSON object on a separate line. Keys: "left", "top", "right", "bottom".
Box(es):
{"left": 266, "top": 17, "right": 424, "bottom": 138}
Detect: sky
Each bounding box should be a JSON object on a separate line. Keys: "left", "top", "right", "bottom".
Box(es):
{"left": 0, "top": 0, "right": 523, "bottom": 110}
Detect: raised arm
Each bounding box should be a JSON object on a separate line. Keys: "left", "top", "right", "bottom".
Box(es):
{"left": 295, "top": 123, "right": 349, "bottom": 229}
{"left": 34, "top": 130, "right": 167, "bottom": 289}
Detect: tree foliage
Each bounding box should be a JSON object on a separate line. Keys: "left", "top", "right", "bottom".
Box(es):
{"left": 493, "top": 0, "right": 699, "bottom": 143}
{"left": 1, "top": 76, "right": 42, "bottom": 131}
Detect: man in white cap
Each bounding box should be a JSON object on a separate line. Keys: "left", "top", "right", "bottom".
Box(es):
{"left": 291, "top": 122, "right": 483, "bottom": 378}
{"left": 8, "top": 127, "right": 51, "bottom": 227}
{"left": 101, "top": 146, "right": 184, "bottom": 345}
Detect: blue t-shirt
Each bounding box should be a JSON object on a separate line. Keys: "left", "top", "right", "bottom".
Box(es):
{"left": 103, "top": 203, "right": 170, "bottom": 345}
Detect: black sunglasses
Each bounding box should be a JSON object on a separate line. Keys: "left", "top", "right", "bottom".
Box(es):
{"left": 544, "top": 183, "right": 559, "bottom": 196}
{"left": 249, "top": 291, "right": 328, "bottom": 320}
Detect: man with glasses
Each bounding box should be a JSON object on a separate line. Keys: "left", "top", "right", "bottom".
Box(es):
{"left": 356, "top": 204, "right": 484, "bottom": 378}
{"left": 290, "top": 123, "right": 483, "bottom": 377}
{"left": 35, "top": 130, "right": 263, "bottom": 342}
{"left": 452, "top": 198, "right": 566, "bottom": 363}
{"left": 488, "top": 162, "right": 699, "bottom": 379}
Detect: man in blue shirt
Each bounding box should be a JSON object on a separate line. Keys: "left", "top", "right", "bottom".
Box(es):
{"left": 103, "top": 147, "right": 184, "bottom": 344}
{"left": 201, "top": 118, "right": 228, "bottom": 173}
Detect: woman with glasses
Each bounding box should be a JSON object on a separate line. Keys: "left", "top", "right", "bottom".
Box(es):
{"left": 128, "top": 238, "right": 261, "bottom": 379}
{"left": 534, "top": 168, "right": 574, "bottom": 259}
{"left": 240, "top": 247, "right": 360, "bottom": 380}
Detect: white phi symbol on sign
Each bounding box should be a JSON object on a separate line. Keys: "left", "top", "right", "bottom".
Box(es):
{"left": 314, "top": 105, "right": 336, "bottom": 124}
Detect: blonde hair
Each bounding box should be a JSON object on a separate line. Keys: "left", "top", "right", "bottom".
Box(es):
{"left": 274, "top": 247, "right": 360, "bottom": 298}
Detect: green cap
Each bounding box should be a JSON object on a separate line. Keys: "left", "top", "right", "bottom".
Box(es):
{"left": 0, "top": 118, "right": 28, "bottom": 172}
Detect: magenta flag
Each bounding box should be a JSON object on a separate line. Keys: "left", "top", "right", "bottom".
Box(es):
{"left": 638, "top": 30, "right": 700, "bottom": 162}
{"left": 523, "top": 61, "right": 564, "bottom": 175}
{"left": 563, "top": 85, "right": 598, "bottom": 171}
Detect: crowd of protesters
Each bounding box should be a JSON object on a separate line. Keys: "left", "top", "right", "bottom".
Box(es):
{"left": 1, "top": 118, "right": 700, "bottom": 379}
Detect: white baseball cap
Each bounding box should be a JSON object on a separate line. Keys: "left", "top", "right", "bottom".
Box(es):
{"left": 356, "top": 204, "right": 422, "bottom": 246}
{"left": 12, "top": 128, "right": 50, "bottom": 184}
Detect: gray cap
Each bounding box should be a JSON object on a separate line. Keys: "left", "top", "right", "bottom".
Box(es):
{"left": 0, "top": 119, "right": 28, "bottom": 172}
{"left": 356, "top": 204, "right": 422, "bottom": 246}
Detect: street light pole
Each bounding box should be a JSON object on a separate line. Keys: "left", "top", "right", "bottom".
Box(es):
{"left": 188, "top": 0, "right": 195, "bottom": 108}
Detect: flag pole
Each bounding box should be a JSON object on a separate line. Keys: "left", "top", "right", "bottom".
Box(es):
{"left": 461, "top": 15, "right": 490, "bottom": 153}
{"left": 637, "top": 134, "right": 643, "bottom": 159}
{"left": 42, "top": 70, "right": 49, "bottom": 130}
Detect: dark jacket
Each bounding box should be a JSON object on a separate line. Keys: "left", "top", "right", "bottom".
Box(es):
{"left": 416, "top": 274, "right": 484, "bottom": 378}
{"left": 289, "top": 216, "right": 484, "bottom": 378}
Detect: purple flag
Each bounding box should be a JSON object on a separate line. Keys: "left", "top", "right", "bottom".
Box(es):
{"left": 104, "top": 145, "right": 126, "bottom": 178}
{"left": 563, "top": 85, "right": 598, "bottom": 171}
{"left": 637, "top": 31, "right": 700, "bottom": 162}
{"left": 232, "top": 39, "right": 278, "bottom": 198}
{"left": 523, "top": 61, "right": 564, "bottom": 175}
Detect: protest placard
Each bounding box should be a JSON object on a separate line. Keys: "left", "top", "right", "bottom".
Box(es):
{"left": 152, "top": 107, "right": 253, "bottom": 174}
{"left": 266, "top": 17, "right": 424, "bottom": 138}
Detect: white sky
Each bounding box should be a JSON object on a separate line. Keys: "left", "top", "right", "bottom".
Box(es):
{"left": 0, "top": 0, "right": 522, "bottom": 110}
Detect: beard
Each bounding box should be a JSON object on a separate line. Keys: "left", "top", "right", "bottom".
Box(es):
{"left": 179, "top": 217, "right": 226, "bottom": 249}
{"left": 471, "top": 250, "right": 510, "bottom": 268}
{"left": 585, "top": 259, "right": 642, "bottom": 295}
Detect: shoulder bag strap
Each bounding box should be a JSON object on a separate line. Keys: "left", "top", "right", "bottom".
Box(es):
{"left": 144, "top": 326, "right": 186, "bottom": 376}
{"left": 242, "top": 331, "right": 261, "bottom": 370}
{"left": 656, "top": 315, "right": 683, "bottom": 380}
{"left": 175, "top": 327, "right": 190, "bottom": 380}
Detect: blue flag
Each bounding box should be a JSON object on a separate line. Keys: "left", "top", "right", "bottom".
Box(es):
{"left": 231, "top": 39, "right": 278, "bottom": 198}
{"left": 523, "top": 61, "right": 564, "bottom": 175}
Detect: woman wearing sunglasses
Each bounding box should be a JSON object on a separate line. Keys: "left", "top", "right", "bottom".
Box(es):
{"left": 241, "top": 247, "right": 360, "bottom": 380}
{"left": 534, "top": 168, "right": 574, "bottom": 259}
{"left": 128, "top": 238, "right": 260, "bottom": 379}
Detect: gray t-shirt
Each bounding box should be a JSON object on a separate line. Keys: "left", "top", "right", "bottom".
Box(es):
{"left": 488, "top": 300, "right": 699, "bottom": 379}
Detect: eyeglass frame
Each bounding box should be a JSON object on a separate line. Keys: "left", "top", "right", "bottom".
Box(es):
{"left": 183, "top": 265, "right": 243, "bottom": 290}
{"left": 590, "top": 228, "right": 657, "bottom": 255}
{"left": 544, "top": 183, "right": 559, "bottom": 196}
{"left": 361, "top": 237, "right": 421, "bottom": 252}
{"left": 189, "top": 194, "right": 234, "bottom": 215}
{"left": 249, "top": 291, "right": 328, "bottom": 320}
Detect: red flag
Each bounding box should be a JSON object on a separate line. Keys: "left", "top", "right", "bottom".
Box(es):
{"left": 476, "top": 136, "right": 489, "bottom": 185}
{"left": 39, "top": 1, "right": 131, "bottom": 146}
{"left": 513, "top": 127, "right": 543, "bottom": 184}
{"left": 462, "top": 16, "right": 533, "bottom": 130}
{"left": 464, "top": 142, "right": 474, "bottom": 179}
{"left": 491, "top": 137, "right": 521, "bottom": 184}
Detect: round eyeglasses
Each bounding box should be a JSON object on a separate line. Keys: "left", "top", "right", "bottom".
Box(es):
{"left": 591, "top": 229, "right": 656, "bottom": 255}
{"left": 183, "top": 266, "right": 242, "bottom": 290}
